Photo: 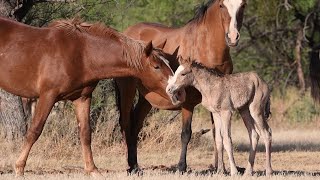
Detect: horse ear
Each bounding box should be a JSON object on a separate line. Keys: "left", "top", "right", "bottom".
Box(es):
{"left": 145, "top": 41, "right": 153, "bottom": 57}
{"left": 156, "top": 39, "right": 167, "bottom": 49}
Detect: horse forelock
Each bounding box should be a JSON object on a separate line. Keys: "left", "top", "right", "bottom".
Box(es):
{"left": 49, "top": 18, "right": 148, "bottom": 70}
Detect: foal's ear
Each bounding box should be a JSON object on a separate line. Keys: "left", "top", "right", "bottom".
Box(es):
{"left": 145, "top": 41, "right": 153, "bottom": 57}
{"left": 156, "top": 39, "right": 167, "bottom": 49}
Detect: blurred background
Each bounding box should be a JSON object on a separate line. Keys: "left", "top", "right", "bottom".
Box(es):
{"left": 0, "top": 0, "right": 319, "bottom": 175}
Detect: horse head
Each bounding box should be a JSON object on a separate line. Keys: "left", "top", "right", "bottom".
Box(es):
{"left": 218, "top": 0, "right": 246, "bottom": 47}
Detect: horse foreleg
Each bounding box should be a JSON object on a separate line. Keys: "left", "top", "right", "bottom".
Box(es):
{"left": 115, "top": 77, "right": 138, "bottom": 173}
{"left": 128, "top": 94, "right": 152, "bottom": 173}
{"left": 239, "top": 108, "right": 259, "bottom": 176}
{"left": 211, "top": 112, "right": 225, "bottom": 174}
{"left": 15, "top": 91, "right": 57, "bottom": 177}
{"left": 177, "top": 105, "right": 194, "bottom": 172}
{"left": 73, "top": 96, "right": 101, "bottom": 176}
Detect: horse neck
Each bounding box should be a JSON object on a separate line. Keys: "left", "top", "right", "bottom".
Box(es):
{"left": 83, "top": 36, "right": 138, "bottom": 81}
{"left": 178, "top": 2, "right": 230, "bottom": 67}
{"left": 190, "top": 66, "right": 221, "bottom": 95}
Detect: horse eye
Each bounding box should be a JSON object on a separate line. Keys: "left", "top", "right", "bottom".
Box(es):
{"left": 220, "top": 4, "right": 223, "bottom": 8}
{"left": 154, "top": 66, "right": 160, "bottom": 70}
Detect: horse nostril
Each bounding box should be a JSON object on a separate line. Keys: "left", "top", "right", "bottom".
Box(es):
{"left": 236, "top": 32, "right": 240, "bottom": 40}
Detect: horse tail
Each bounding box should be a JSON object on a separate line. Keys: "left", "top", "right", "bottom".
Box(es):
{"left": 310, "top": 49, "right": 320, "bottom": 104}
{"left": 114, "top": 79, "right": 121, "bottom": 111}
{"left": 264, "top": 96, "right": 271, "bottom": 120}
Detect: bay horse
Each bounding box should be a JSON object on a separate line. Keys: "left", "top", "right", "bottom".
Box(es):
{"left": 0, "top": 17, "right": 176, "bottom": 177}
{"left": 166, "top": 59, "right": 272, "bottom": 176}
{"left": 115, "top": 0, "right": 247, "bottom": 173}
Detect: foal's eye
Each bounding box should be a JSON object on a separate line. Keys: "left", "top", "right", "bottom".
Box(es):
{"left": 220, "top": 4, "right": 223, "bottom": 8}
{"left": 154, "top": 66, "right": 160, "bottom": 70}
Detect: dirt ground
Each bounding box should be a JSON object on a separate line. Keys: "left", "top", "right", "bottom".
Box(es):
{"left": 0, "top": 121, "right": 319, "bottom": 180}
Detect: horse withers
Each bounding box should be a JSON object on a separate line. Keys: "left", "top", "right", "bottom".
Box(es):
{"left": 0, "top": 17, "right": 178, "bottom": 177}
{"left": 166, "top": 59, "right": 272, "bottom": 176}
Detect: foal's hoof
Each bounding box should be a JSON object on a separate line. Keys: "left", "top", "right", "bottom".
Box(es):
{"left": 14, "top": 165, "right": 25, "bottom": 178}
{"left": 266, "top": 169, "right": 273, "bottom": 176}
{"left": 90, "top": 171, "right": 104, "bottom": 179}
{"left": 127, "top": 166, "right": 143, "bottom": 176}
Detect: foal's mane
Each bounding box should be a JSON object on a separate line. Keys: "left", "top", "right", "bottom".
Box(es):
{"left": 191, "top": 61, "right": 224, "bottom": 77}
{"left": 189, "top": 0, "right": 217, "bottom": 24}
{"left": 49, "top": 18, "right": 146, "bottom": 70}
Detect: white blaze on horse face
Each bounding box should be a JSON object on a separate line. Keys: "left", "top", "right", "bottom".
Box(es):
{"left": 167, "top": 65, "right": 185, "bottom": 91}
{"left": 223, "top": 0, "right": 243, "bottom": 44}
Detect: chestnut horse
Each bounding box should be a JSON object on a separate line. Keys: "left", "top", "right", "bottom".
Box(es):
{"left": 0, "top": 17, "right": 175, "bottom": 176}
{"left": 115, "top": 0, "right": 246, "bottom": 173}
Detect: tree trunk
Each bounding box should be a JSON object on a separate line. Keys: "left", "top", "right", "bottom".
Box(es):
{"left": 295, "top": 26, "right": 306, "bottom": 93}
{"left": 0, "top": 0, "right": 32, "bottom": 139}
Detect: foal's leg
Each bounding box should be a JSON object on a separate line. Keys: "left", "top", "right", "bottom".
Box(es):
{"left": 15, "top": 91, "right": 57, "bottom": 177}
{"left": 73, "top": 96, "right": 101, "bottom": 176}
{"left": 211, "top": 112, "right": 225, "bottom": 174}
{"left": 220, "top": 111, "right": 238, "bottom": 175}
{"left": 239, "top": 108, "right": 259, "bottom": 175}
{"left": 249, "top": 105, "right": 273, "bottom": 176}
{"left": 210, "top": 113, "right": 219, "bottom": 169}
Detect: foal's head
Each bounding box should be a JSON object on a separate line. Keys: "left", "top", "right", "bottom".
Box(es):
{"left": 218, "top": 0, "right": 246, "bottom": 47}
{"left": 166, "top": 59, "right": 193, "bottom": 105}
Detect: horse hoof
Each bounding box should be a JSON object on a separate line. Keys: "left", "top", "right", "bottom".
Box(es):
{"left": 177, "top": 163, "right": 187, "bottom": 173}
{"left": 14, "top": 165, "right": 25, "bottom": 178}
{"left": 266, "top": 169, "right": 273, "bottom": 176}
{"left": 127, "top": 167, "right": 143, "bottom": 176}
{"left": 90, "top": 171, "right": 104, "bottom": 179}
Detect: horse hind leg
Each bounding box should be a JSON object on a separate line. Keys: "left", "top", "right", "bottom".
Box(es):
{"left": 239, "top": 107, "right": 259, "bottom": 176}
{"left": 210, "top": 112, "right": 219, "bottom": 170}
{"left": 73, "top": 96, "right": 101, "bottom": 177}
{"left": 220, "top": 111, "right": 238, "bottom": 176}
{"left": 15, "top": 91, "right": 57, "bottom": 177}
{"left": 249, "top": 104, "right": 273, "bottom": 176}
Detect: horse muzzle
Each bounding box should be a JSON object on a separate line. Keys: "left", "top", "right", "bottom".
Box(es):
{"left": 166, "top": 85, "right": 186, "bottom": 106}
{"left": 225, "top": 31, "right": 240, "bottom": 47}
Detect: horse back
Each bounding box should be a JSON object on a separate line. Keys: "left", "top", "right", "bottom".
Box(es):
{"left": 0, "top": 18, "right": 86, "bottom": 98}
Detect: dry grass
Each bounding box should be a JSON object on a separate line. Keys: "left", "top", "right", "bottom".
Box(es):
{"left": 0, "top": 87, "right": 319, "bottom": 179}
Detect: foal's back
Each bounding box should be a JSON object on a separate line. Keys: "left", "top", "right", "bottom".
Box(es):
{"left": 203, "top": 71, "right": 268, "bottom": 111}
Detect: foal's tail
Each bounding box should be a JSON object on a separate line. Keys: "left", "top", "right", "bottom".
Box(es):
{"left": 264, "top": 96, "right": 271, "bottom": 120}
{"left": 310, "top": 49, "right": 320, "bottom": 104}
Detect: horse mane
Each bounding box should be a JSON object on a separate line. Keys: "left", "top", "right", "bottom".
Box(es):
{"left": 191, "top": 61, "right": 224, "bottom": 77}
{"left": 189, "top": 0, "right": 217, "bottom": 24}
{"left": 48, "top": 18, "right": 146, "bottom": 70}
